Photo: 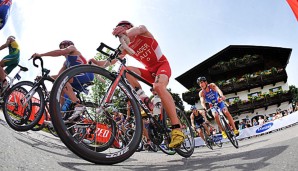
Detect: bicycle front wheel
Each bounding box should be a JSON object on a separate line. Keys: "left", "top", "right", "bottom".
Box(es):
{"left": 220, "top": 115, "right": 239, "bottom": 149}
{"left": 49, "top": 65, "right": 142, "bottom": 165}
{"left": 203, "top": 127, "right": 213, "bottom": 150}
{"left": 2, "top": 81, "right": 45, "bottom": 131}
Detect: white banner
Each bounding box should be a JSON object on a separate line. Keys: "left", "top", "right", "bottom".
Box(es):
{"left": 194, "top": 111, "right": 298, "bottom": 147}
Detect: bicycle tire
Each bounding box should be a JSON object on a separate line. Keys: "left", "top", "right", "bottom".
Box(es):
{"left": 212, "top": 134, "right": 223, "bottom": 148}
{"left": 2, "top": 81, "right": 45, "bottom": 131}
{"left": 49, "top": 65, "right": 142, "bottom": 165}
{"left": 220, "top": 115, "right": 239, "bottom": 148}
{"left": 172, "top": 107, "right": 195, "bottom": 157}
{"left": 136, "top": 139, "right": 144, "bottom": 152}
{"left": 31, "top": 76, "right": 55, "bottom": 131}
{"left": 202, "top": 126, "right": 213, "bottom": 150}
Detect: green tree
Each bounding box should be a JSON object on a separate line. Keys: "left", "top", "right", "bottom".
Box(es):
{"left": 290, "top": 85, "right": 298, "bottom": 102}
{"left": 167, "top": 88, "right": 185, "bottom": 111}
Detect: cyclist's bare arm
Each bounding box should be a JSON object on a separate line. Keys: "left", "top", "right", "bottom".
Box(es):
{"left": 32, "top": 45, "right": 79, "bottom": 58}
{"left": 190, "top": 113, "right": 195, "bottom": 128}
{"left": 199, "top": 91, "right": 207, "bottom": 110}
{"left": 126, "top": 25, "right": 153, "bottom": 38}
{"left": 210, "top": 83, "right": 225, "bottom": 99}
{"left": 200, "top": 110, "right": 209, "bottom": 122}
{"left": 0, "top": 37, "right": 11, "bottom": 51}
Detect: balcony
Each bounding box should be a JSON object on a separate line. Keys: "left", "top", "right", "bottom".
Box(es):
{"left": 209, "top": 55, "right": 264, "bottom": 75}
{"left": 227, "top": 91, "right": 293, "bottom": 115}
{"left": 217, "top": 68, "right": 288, "bottom": 94}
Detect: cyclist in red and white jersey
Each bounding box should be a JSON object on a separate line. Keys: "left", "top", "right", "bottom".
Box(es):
{"left": 90, "top": 21, "right": 184, "bottom": 148}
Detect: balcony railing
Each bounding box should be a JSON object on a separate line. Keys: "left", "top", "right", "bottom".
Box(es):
{"left": 218, "top": 70, "right": 288, "bottom": 94}
{"left": 228, "top": 91, "right": 293, "bottom": 115}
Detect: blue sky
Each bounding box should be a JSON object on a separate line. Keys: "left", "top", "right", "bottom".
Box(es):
{"left": 1, "top": 0, "right": 297, "bottom": 108}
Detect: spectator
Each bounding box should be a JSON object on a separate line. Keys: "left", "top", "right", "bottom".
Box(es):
{"left": 239, "top": 120, "right": 246, "bottom": 130}
{"left": 245, "top": 120, "right": 252, "bottom": 128}
{"left": 252, "top": 118, "right": 258, "bottom": 126}
{"left": 258, "top": 116, "right": 265, "bottom": 126}
{"left": 268, "top": 114, "right": 274, "bottom": 122}
{"left": 275, "top": 110, "right": 283, "bottom": 119}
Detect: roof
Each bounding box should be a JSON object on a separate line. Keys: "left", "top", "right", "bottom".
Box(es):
{"left": 175, "top": 45, "right": 292, "bottom": 89}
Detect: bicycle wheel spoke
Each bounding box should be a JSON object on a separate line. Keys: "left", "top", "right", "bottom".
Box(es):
{"left": 3, "top": 81, "right": 44, "bottom": 131}
{"left": 49, "top": 65, "right": 142, "bottom": 164}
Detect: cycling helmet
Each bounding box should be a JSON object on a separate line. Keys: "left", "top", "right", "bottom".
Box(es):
{"left": 190, "top": 105, "right": 197, "bottom": 111}
{"left": 197, "top": 76, "right": 207, "bottom": 84}
{"left": 59, "top": 40, "right": 74, "bottom": 49}
{"left": 112, "top": 108, "right": 118, "bottom": 113}
{"left": 116, "top": 20, "right": 134, "bottom": 28}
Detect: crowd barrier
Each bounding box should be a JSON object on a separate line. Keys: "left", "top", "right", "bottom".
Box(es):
{"left": 8, "top": 90, "right": 297, "bottom": 148}
{"left": 193, "top": 111, "right": 298, "bottom": 147}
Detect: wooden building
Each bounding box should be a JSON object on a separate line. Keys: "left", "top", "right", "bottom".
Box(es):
{"left": 176, "top": 45, "right": 293, "bottom": 127}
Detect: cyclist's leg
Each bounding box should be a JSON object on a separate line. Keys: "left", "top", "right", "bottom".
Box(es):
{"left": 126, "top": 66, "right": 154, "bottom": 110}
{"left": 0, "top": 55, "right": 11, "bottom": 82}
{"left": 153, "top": 74, "right": 184, "bottom": 148}
{"left": 197, "top": 127, "right": 205, "bottom": 141}
{"left": 202, "top": 122, "right": 211, "bottom": 136}
{"left": 211, "top": 109, "right": 226, "bottom": 138}
{"left": 219, "top": 102, "right": 238, "bottom": 132}
{"left": 210, "top": 108, "right": 224, "bottom": 131}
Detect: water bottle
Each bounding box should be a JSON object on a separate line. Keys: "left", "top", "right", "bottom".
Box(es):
{"left": 136, "top": 88, "right": 153, "bottom": 110}
{"left": 152, "top": 95, "right": 162, "bottom": 116}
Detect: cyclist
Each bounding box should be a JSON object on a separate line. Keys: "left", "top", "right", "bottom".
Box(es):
{"left": 89, "top": 20, "right": 185, "bottom": 148}
{"left": 197, "top": 76, "right": 239, "bottom": 138}
{"left": 112, "top": 108, "right": 125, "bottom": 126}
{"left": 190, "top": 105, "right": 211, "bottom": 142}
{"left": 0, "top": 36, "right": 20, "bottom": 90}
{"left": 31, "top": 40, "right": 94, "bottom": 122}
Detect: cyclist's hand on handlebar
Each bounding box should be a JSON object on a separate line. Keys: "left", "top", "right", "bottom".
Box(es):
{"left": 112, "top": 26, "right": 127, "bottom": 37}
{"left": 88, "top": 59, "right": 95, "bottom": 65}
{"left": 220, "top": 96, "right": 226, "bottom": 101}
{"left": 29, "top": 53, "right": 41, "bottom": 60}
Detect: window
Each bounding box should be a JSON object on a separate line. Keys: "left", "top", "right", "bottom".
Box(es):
{"left": 269, "top": 86, "right": 282, "bottom": 93}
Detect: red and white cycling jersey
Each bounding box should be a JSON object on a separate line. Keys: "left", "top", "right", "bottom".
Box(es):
{"left": 128, "top": 35, "right": 171, "bottom": 82}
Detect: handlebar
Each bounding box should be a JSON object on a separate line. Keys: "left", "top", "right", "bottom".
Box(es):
{"left": 33, "top": 57, "right": 44, "bottom": 69}
{"left": 32, "top": 56, "right": 50, "bottom": 76}
{"left": 96, "top": 35, "right": 134, "bottom": 61}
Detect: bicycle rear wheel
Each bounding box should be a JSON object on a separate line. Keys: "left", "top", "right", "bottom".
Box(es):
{"left": 171, "top": 107, "right": 195, "bottom": 157}
{"left": 49, "top": 65, "right": 142, "bottom": 165}
{"left": 219, "top": 116, "right": 239, "bottom": 148}
{"left": 2, "top": 81, "right": 45, "bottom": 131}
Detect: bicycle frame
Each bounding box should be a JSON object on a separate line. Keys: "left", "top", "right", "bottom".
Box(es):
{"left": 21, "top": 57, "right": 51, "bottom": 106}
{"left": 96, "top": 44, "right": 154, "bottom": 121}
{"left": 0, "top": 65, "right": 28, "bottom": 97}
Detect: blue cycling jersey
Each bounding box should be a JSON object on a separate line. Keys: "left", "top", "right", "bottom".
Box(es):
{"left": 203, "top": 85, "right": 220, "bottom": 104}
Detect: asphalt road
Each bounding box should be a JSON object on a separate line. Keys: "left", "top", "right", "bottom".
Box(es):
{"left": 0, "top": 117, "right": 298, "bottom": 171}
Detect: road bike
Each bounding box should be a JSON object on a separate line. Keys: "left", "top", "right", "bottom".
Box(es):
{"left": 0, "top": 64, "right": 28, "bottom": 103}
{"left": 196, "top": 122, "right": 222, "bottom": 150}
{"left": 208, "top": 100, "right": 239, "bottom": 148}
{"left": 48, "top": 40, "right": 195, "bottom": 164}
{"left": 2, "top": 57, "right": 52, "bottom": 131}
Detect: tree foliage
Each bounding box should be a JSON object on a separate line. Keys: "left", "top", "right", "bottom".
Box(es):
{"left": 290, "top": 85, "right": 298, "bottom": 102}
